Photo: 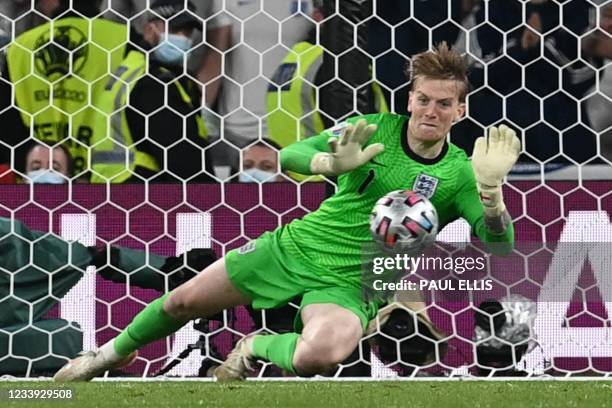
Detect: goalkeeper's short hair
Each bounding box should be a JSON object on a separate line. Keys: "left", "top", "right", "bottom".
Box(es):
{"left": 406, "top": 42, "right": 470, "bottom": 102}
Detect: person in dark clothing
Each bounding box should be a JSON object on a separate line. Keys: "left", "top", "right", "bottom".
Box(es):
{"left": 449, "top": 0, "right": 599, "bottom": 166}
{"left": 89, "top": 0, "right": 214, "bottom": 184}
{"left": 503, "top": 0, "right": 598, "bottom": 165}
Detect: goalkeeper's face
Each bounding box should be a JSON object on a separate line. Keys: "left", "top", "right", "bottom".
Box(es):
{"left": 407, "top": 78, "right": 466, "bottom": 144}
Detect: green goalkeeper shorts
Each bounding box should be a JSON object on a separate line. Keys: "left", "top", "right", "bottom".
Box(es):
{"left": 225, "top": 228, "right": 378, "bottom": 332}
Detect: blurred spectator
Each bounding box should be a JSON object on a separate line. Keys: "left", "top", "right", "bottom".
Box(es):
{"left": 1, "top": 0, "right": 123, "bottom": 57}
{"left": 317, "top": 0, "right": 375, "bottom": 126}
{"left": 102, "top": 0, "right": 145, "bottom": 20}
{"left": 191, "top": 1, "right": 230, "bottom": 108}
{"left": 386, "top": 0, "right": 604, "bottom": 168}
{"left": 266, "top": 4, "right": 388, "bottom": 150}
{"left": 449, "top": 0, "right": 599, "bottom": 166}
{"left": 102, "top": 0, "right": 229, "bottom": 100}
{"left": 0, "top": 0, "right": 45, "bottom": 35}
{"left": 239, "top": 140, "right": 287, "bottom": 183}
{"left": 582, "top": 2, "right": 612, "bottom": 60}
{"left": 0, "top": 21, "right": 9, "bottom": 50}
{"left": 23, "top": 142, "right": 72, "bottom": 184}
{"left": 202, "top": 0, "right": 317, "bottom": 173}
{"left": 90, "top": 0, "right": 214, "bottom": 184}
{"left": 509, "top": 0, "right": 598, "bottom": 165}
{"left": 584, "top": 3, "right": 612, "bottom": 162}
{"left": 0, "top": 0, "right": 129, "bottom": 180}
{"left": 448, "top": 0, "right": 521, "bottom": 154}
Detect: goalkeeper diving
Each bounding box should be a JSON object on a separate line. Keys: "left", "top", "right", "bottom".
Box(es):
{"left": 54, "top": 43, "right": 520, "bottom": 381}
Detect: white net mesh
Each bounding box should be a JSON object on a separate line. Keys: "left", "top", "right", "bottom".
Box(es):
{"left": 0, "top": 0, "right": 611, "bottom": 379}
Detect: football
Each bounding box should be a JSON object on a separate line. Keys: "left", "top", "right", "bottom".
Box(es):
{"left": 370, "top": 190, "right": 438, "bottom": 253}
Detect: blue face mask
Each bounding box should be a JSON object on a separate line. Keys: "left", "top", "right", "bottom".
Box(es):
{"left": 154, "top": 33, "right": 193, "bottom": 65}
{"left": 27, "top": 169, "right": 66, "bottom": 184}
{"left": 239, "top": 168, "right": 276, "bottom": 183}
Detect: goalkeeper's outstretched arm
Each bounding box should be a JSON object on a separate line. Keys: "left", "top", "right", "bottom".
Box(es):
{"left": 280, "top": 119, "right": 384, "bottom": 176}
{"left": 471, "top": 125, "right": 521, "bottom": 235}
{"left": 456, "top": 125, "right": 521, "bottom": 255}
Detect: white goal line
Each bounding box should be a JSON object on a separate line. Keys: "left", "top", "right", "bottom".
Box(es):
{"left": 2, "top": 376, "right": 612, "bottom": 382}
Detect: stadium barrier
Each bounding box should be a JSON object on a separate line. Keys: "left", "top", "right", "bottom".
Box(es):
{"left": 2, "top": 180, "right": 611, "bottom": 377}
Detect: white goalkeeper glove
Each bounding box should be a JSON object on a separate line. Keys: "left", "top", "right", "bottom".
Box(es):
{"left": 310, "top": 119, "right": 384, "bottom": 176}
{"left": 472, "top": 125, "right": 521, "bottom": 217}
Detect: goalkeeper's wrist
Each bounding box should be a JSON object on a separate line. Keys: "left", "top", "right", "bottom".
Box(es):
{"left": 310, "top": 152, "right": 337, "bottom": 176}
{"left": 478, "top": 183, "right": 513, "bottom": 233}
{"left": 477, "top": 182, "right": 506, "bottom": 217}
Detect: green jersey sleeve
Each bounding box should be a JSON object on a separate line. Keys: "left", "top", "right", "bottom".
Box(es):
{"left": 454, "top": 161, "right": 515, "bottom": 255}
{"left": 279, "top": 116, "right": 373, "bottom": 175}
{"left": 279, "top": 132, "right": 330, "bottom": 175}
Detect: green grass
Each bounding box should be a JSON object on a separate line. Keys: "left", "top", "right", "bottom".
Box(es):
{"left": 1, "top": 381, "right": 611, "bottom": 408}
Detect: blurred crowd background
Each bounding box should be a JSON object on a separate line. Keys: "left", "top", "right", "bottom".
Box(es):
{"left": 0, "top": 0, "right": 609, "bottom": 185}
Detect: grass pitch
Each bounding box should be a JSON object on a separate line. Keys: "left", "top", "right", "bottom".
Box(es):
{"left": 1, "top": 380, "right": 611, "bottom": 408}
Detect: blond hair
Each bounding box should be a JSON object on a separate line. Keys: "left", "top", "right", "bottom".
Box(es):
{"left": 408, "top": 42, "right": 469, "bottom": 102}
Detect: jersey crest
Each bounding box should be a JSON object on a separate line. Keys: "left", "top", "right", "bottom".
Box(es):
{"left": 413, "top": 173, "right": 439, "bottom": 199}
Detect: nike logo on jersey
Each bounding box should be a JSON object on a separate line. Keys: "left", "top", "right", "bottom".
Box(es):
{"left": 370, "top": 158, "right": 386, "bottom": 167}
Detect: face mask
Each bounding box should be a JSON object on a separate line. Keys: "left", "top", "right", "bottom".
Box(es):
{"left": 154, "top": 33, "right": 193, "bottom": 65}
{"left": 239, "top": 168, "right": 276, "bottom": 183}
{"left": 27, "top": 169, "right": 66, "bottom": 184}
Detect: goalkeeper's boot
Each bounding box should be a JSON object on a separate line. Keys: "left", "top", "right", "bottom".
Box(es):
{"left": 213, "top": 336, "right": 256, "bottom": 381}
{"left": 53, "top": 350, "right": 138, "bottom": 382}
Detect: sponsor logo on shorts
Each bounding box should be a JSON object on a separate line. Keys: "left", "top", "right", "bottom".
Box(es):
{"left": 238, "top": 241, "right": 256, "bottom": 254}
{"left": 413, "top": 173, "right": 439, "bottom": 199}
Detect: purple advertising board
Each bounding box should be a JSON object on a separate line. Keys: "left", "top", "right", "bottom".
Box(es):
{"left": 2, "top": 181, "right": 611, "bottom": 376}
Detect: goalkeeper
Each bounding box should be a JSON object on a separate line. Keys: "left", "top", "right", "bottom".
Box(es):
{"left": 54, "top": 43, "right": 520, "bottom": 381}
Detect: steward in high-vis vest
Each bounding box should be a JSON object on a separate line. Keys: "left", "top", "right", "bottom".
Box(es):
{"left": 2, "top": 1, "right": 128, "bottom": 177}
{"left": 90, "top": 0, "right": 213, "bottom": 184}
{"left": 266, "top": 41, "right": 389, "bottom": 150}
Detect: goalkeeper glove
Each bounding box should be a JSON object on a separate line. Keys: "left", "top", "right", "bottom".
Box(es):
{"left": 310, "top": 119, "right": 384, "bottom": 176}
{"left": 471, "top": 125, "right": 521, "bottom": 217}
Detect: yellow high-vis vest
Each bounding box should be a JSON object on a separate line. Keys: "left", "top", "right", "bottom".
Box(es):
{"left": 7, "top": 17, "right": 129, "bottom": 174}
{"left": 90, "top": 50, "right": 208, "bottom": 183}
{"left": 266, "top": 41, "right": 389, "bottom": 149}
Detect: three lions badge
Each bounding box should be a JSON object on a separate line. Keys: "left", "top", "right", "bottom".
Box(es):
{"left": 413, "top": 173, "right": 439, "bottom": 199}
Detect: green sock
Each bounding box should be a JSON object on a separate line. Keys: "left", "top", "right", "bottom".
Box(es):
{"left": 252, "top": 333, "right": 299, "bottom": 374}
{"left": 114, "top": 293, "right": 188, "bottom": 356}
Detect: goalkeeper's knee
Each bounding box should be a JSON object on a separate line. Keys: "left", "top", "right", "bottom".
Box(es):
{"left": 163, "top": 291, "right": 201, "bottom": 321}
{"left": 293, "top": 322, "right": 362, "bottom": 376}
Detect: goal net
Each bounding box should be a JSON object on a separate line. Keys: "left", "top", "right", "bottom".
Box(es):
{"left": 0, "top": 0, "right": 611, "bottom": 379}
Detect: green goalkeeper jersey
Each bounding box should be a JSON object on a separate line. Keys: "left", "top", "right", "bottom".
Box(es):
{"left": 278, "top": 112, "right": 514, "bottom": 282}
